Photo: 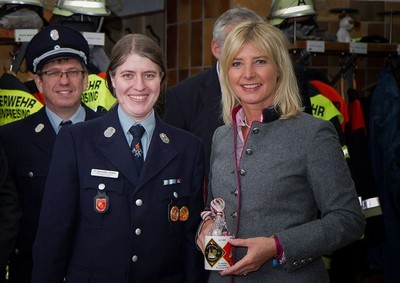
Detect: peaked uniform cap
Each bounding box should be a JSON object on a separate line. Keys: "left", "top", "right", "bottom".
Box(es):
{"left": 25, "top": 24, "right": 90, "bottom": 73}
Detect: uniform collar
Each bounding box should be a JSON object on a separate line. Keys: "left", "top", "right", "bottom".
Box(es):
{"left": 118, "top": 106, "right": 156, "bottom": 159}
{"left": 46, "top": 104, "right": 86, "bottom": 134}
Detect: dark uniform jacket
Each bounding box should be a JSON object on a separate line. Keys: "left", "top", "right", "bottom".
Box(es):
{"left": 163, "top": 65, "right": 224, "bottom": 179}
{"left": 0, "top": 106, "right": 100, "bottom": 283}
{"left": 31, "top": 106, "right": 206, "bottom": 283}
{"left": 0, "top": 141, "right": 21, "bottom": 283}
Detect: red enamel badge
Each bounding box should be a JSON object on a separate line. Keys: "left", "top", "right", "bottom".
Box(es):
{"left": 94, "top": 191, "right": 109, "bottom": 213}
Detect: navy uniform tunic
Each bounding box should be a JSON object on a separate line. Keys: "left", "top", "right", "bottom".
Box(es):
{"left": 0, "top": 106, "right": 100, "bottom": 283}
{"left": 31, "top": 106, "right": 206, "bottom": 283}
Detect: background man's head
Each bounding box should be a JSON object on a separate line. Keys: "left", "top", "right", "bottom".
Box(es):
{"left": 211, "top": 7, "right": 264, "bottom": 60}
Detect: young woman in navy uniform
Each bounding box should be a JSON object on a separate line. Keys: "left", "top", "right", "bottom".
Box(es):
{"left": 31, "top": 33, "right": 206, "bottom": 283}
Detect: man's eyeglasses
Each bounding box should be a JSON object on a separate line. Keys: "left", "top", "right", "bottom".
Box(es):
{"left": 40, "top": 70, "right": 85, "bottom": 79}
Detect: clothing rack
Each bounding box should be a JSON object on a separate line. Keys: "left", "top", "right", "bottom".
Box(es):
{"left": 291, "top": 40, "right": 399, "bottom": 93}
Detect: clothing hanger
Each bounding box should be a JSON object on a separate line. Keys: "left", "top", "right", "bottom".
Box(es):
{"left": 330, "top": 53, "right": 358, "bottom": 87}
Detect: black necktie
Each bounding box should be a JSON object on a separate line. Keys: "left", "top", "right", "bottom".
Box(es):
{"left": 60, "top": 120, "right": 72, "bottom": 126}
{"left": 129, "top": 124, "right": 145, "bottom": 174}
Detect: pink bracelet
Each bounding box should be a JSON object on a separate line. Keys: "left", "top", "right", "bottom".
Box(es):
{"left": 272, "top": 235, "right": 283, "bottom": 260}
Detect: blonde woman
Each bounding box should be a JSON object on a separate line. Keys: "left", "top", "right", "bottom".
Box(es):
{"left": 197, "top": 21, "right": 365, "bottom": 283}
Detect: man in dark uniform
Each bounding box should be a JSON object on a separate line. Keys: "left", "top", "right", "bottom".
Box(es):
{"left": 0, "top": 141, "right": 21, "bottom": 283}
{"left": 0, "top": 24, "right": 101, "bottom": 283}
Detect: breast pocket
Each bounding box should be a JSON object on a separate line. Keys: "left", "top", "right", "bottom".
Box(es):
{"left": 81, "top": 176, "right": 124, "bottom": 228}
{"left": 15, "top": 166, "right": 48, "bottom": 204}
{"left": 157, "top": 183, "right": 192, "bottom": 235}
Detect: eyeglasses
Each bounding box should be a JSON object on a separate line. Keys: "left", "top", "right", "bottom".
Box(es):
{"left": 40, "top": 70, "right": 85, "bottom": 79}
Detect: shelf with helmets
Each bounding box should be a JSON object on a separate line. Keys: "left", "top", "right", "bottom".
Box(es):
{"left": 0, "top": 0, "right": 110, "bottom": 43}
{"left": 290, "top": 40, "right": 400, "bottom": 57}
{"left": 0, "top": 0, "right": 44, "bottom": 41}
{"left": 269, "top": 0, "right": 400, "bottom": 58}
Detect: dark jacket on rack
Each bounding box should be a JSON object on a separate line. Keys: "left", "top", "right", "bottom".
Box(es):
{"left": 369, "top": 62, "right": 400, "bottom": 283}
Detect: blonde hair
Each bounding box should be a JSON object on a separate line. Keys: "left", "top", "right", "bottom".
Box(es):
{"left": 220, "top": 21, "right": 302, "bottom": 126}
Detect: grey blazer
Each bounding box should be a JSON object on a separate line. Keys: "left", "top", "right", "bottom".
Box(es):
{"left": 206, "top": 112, "right": 365, "bottom": 283}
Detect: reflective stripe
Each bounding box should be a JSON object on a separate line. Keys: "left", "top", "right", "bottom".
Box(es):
{"left": 361, "top": 197, "right": 382, "bottom": 218}
{"left": 61, "top": 0, "right": 106, "bottom": 9}
{"left": 81, "top": 74, "right": 117, "bottom": 112}
{"left": 271, "top": 5, "right": 315, "bottom": 18}
{"left": 0, "top": 89, "right": 44, "bottom": 125}
{"left": 310, "top": 94, "right": 344, "bottom": 124}
{"left": 362, "top": 197, "right": 380, "bottom": 210}
{"left": 362, "top": 206, "right": 382, "bottom": 218}
{"left": 342, "top": 145, "right": 350, "bottom": 159}
{"left": 322, "top": 255, "right": 332, "bottom": 270}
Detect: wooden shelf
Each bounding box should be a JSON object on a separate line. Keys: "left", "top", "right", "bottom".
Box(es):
{"left": 290, "top": 40, "right": 399, "bottom": 56}
{"left": 0, "top": 28, "right": 15, "bottom": 44}
{"left": 0, "top": 28, "right": 14, "bottom": 38}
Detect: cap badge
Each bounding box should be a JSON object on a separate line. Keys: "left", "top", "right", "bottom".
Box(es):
{"left": 50, "top": 29, "right": 60, "bottom": 41}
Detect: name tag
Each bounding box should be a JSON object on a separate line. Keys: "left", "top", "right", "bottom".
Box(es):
{"left": 91, "top": 169, "right": 119, "bottom": 179}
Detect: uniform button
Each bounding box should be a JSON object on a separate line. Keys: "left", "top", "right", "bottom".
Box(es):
{"left": 173, "top": 191, "right": 178, "bottom": 198}
{"left": 239, "top": 169, "right": 246, "bottom": 176}
{"left": 245, "top": 149, "right": 253, "bottom": 155}
{"left": 308, "top": 257, "right": 313, "bottom": 262}
{"left": 135, "top": 199, "right": 143, "bottom": 206}
{"left": 28, "top": 172, "right": 34, "bottom": 178}
{"left": 14, "top": 248, "right": 19, "bottom": 254}
{"left": 230, "top": 189, "right": 238, "bottom": 196}
{"left": 301, "top": 259, "right": 306, "bottom": 265}
{"left": 132, "top": 255, "right": 138, "bottom": 262}
{"left": 252, "top": 127, "right": 260, "bottom": 133}
{"left": 135, "top": 228, "right": 141, "bottom": 235}
{"left": 231, "top": 211, "right": 237, "bottom": 218}
{"left": 293, "top": 261, "right": 298, "bottom": 267}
